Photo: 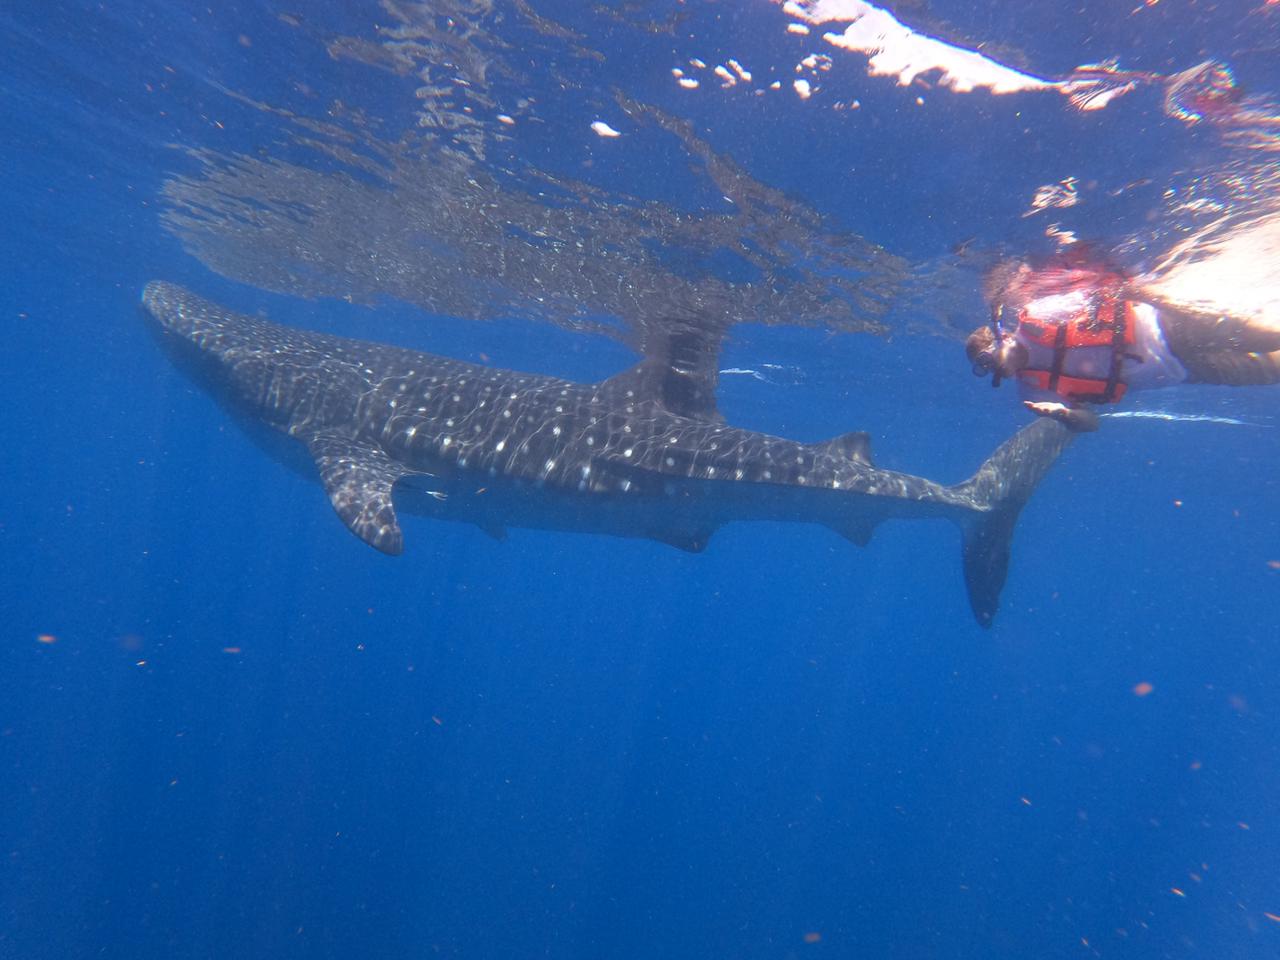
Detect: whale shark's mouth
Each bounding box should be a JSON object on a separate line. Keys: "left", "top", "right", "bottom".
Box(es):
{"left": 141, "top": 281, "right": 188, "bottom": 333}
{"left": 142, "top": 280, "right": 272, "bottom": 358}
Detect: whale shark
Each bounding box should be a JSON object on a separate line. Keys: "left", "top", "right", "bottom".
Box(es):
{"left": 141, "top": 281, "right": 1072, "bottom": 625}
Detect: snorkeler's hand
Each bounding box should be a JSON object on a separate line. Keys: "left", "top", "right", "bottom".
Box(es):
{"left": 1024, "top": 400, "right": 1099, "bottom": 433}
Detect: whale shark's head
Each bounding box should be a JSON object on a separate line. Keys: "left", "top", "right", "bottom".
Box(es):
{"left": 141, "top": 282, "right": 369, "bottom": 434}
{"left": 141, "top": 280, "right": 269, "bottom": 398}
{"left": 141, "top": 281, "right": 321, "bottom": 430}
{"left": 141, "top": 280, "right": 261, "bottom": 351}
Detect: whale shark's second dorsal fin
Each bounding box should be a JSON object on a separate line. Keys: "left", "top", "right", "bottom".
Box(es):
{"left": 814, "top": 431, "right": 874, "bottom": 465}
{"left": 306, "top": 432, "right": 415, "bottom": 555}
{"left": 601, "top": 325, "right": 725, "bottom": 421}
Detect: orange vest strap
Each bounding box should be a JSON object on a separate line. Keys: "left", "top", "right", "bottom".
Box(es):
{"left": 1017, "top": 297, "right": 1136, "bottom": 404}
{"left": 1018, "top": 369, "right": 1128, "bottom": 403}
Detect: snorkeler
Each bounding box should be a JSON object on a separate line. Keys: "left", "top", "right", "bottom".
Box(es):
{"left": 966, "top": 255, "right": 1280, "bottom": 432}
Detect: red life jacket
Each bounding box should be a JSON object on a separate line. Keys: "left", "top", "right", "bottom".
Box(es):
{"left": 1016, "top": 296, "right": 1137, "bottom": 404}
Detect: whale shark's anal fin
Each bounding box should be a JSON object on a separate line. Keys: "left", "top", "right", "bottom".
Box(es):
{"left": 814, "top": 432, "right": 879, "bottom": 546}
{"left": 829, "top": 518, "right": 877, "bottom": 547}
{"left": 305, "top": 433, "right": 412, "bottom": 555}
{"left": 651, "top": 525, "right": 718, "bottom": 553}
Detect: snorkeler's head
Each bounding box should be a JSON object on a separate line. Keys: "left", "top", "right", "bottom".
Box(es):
{"left": 966, "top": 325, "right": 1027, "bottom": 382}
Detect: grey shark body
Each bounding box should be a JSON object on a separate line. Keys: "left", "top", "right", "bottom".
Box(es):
{"left": 142, "top": 282, "right": 1072, "bottom": 624}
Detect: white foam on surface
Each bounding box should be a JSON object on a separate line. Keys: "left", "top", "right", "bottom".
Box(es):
{"left": 783, "top": 0, "right": 1056, "bottom": 95}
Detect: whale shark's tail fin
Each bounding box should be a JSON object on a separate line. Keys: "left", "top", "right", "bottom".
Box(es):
{"left": 951, "top": 419, "right": 1075, "bottom": 627}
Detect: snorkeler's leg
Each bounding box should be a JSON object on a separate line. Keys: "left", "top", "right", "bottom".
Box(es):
{"left": 1178, "top": 349, "right": 1280, "bottom": 385}
{"left": 1156, "top": 302, "right": 1280, "bottom": 357}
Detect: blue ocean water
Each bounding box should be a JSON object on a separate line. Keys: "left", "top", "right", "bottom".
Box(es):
{"left": 3, "top": 2, "right": 1279, "bottom": 958}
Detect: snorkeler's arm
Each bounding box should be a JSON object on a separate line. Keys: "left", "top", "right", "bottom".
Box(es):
{"left": 1024, "top": 400, "right": 1099, "bottom": 432}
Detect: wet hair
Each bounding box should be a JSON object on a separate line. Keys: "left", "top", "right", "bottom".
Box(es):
{"left": 982, "top": 260, "right": 1029, "bottom": 308}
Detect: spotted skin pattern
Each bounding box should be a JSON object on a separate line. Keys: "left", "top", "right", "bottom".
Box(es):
{"left": 142, "top": 281, "right": 1073, "bottom": 624}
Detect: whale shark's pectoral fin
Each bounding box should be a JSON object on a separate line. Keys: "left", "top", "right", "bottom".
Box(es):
{"left": 305, "top": 433, "right": 413, "bottom": 555}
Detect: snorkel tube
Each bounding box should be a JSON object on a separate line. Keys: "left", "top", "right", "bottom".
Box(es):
{"left": 989, "top": 304, "right": 1006, "bottom": 388}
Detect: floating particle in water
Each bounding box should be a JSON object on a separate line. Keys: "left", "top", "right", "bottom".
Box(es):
{"left": 1133, "top": 682, "right": 1154, "bottom": 697}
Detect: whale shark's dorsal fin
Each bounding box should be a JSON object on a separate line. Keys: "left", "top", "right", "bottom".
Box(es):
{"left": 599, "top": 358, "right": 720, "bottom": 421}
{"left": 306, "top": 433, "right": 414, "bottom": 555}
{"left": 601, "top": 326, "right": 725, "bottom": 421}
